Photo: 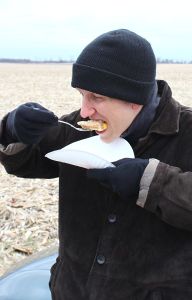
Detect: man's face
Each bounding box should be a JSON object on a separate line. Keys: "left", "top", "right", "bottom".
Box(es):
{"left": 78, "top": 89, "right": 143, "bottom": 143}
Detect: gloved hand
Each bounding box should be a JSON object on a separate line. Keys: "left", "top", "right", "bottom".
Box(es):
{"left": 87, "top": 158, "right": 149, "bottom": 200}
{"left": 5, "top": 102, "right": 58, "bottom": 144}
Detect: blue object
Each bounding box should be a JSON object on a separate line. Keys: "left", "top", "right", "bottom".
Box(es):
{"left": 0, "top": 248, "right": 57, "bottom": 300}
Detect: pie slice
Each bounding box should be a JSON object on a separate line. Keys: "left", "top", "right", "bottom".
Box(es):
{"left": 77, "top": 120, "right": 107, "bottom": 131}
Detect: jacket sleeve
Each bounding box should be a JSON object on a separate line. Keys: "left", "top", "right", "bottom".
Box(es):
{"left": 137, "top": 158, "right": 192, "bottom": 231}
{"left": 0, "top": 109, "right": 87, "bottom": 179}
{"left": 0, "top": 116, "right": 59, "bottom": 179}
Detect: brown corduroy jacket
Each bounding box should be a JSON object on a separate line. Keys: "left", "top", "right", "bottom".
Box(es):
{"left": 1, "top": 80, "right": 192, "bottom": 300}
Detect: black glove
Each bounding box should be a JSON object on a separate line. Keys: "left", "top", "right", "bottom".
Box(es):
{"left": 5, "top": 102, "right": 58, "bottom": 144}
{"left": 87, "top": 158, "right": 149, "bottom": 200}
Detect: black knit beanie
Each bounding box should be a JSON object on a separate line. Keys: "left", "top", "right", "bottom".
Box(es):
{"left": 71, "top": 29, "right": 156, "bottom": 105}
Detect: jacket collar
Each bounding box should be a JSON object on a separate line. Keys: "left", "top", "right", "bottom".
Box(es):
{"left": 122, "top": 82, "right": 159, "bottom": 146}
{"left": 148, "top": 80, "right": 181, "bottom": 136}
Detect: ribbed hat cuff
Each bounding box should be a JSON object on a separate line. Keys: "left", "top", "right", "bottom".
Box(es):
{"left": 71, "top": 63, "right": 155, "bottom": 105}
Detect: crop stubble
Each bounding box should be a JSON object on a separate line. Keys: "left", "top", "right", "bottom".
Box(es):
{"left": 0, "top": 63, "right": 192, "bottom": 275}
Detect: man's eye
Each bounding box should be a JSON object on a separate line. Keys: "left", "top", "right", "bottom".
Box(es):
{"left": 92, "top": 95, "right": 104, "bottom": 102}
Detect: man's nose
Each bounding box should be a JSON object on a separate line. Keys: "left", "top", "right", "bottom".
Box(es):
{"left": 80, "top": 97, "right": 95, "bottom": 118}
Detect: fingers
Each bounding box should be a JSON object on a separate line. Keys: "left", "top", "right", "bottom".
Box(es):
{"left": 15, "top": 103, "right": 58, "bottom": 126}
{"left": 12, "top": 102, "right": 58, "bottom": 144}
{"left": 112, "top": 158, "right": 133, "bottom": 167}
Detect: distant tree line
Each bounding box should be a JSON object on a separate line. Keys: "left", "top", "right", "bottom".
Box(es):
{"left": 0, "top": 58, "right": 191, "bottom": 64}
{"left": 156, "top": 58, "right": 192, "bottom": 64}
{"left": 0, "top": 58, "right": 74, "bottom": 63}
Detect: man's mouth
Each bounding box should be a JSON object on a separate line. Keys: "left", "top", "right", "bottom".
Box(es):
{"left": 77, "top": 120, "right": 107, "bottom": 132}
{"left": 96, "top": 125, "right": 107, "bottom": 134}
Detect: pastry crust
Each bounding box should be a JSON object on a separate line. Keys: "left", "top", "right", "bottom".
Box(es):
{"left": 77, "top": 120, "right": 107, "bottom": 131}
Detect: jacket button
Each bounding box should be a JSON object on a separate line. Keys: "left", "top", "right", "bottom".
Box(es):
{"left": 108, "top": 214, "right": 117, "bottom": 223}
{"left": 97, "top": 254, "right": 106, "bottom": 265}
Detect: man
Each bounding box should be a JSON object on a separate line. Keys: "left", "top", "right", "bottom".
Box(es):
{"left": 1, "top": 29, "right": 192, "bottom": 300}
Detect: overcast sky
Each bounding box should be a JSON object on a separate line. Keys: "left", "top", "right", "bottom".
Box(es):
{"left": 0, "top": 0, "right": 191, "bottom": 61}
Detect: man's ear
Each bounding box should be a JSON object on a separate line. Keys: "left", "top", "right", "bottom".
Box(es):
{"left": 131, "top": 103, "right": 143, "bottom": 112}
